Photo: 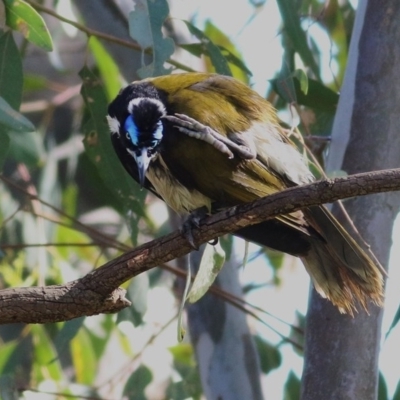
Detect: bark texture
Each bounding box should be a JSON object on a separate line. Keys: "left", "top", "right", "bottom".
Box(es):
{"left": 302, "top": 2, "right": 400, "bottom": 399}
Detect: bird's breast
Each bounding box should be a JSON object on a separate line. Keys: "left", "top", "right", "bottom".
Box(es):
{"left": 146, "top": 155, "right": 212, "bottom": 214}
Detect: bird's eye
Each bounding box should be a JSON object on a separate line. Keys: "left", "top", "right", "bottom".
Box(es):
{"left": 126, "top": 132, "right": 130, "bottom": 140}
{"left": 150, "top": 140, "right": 159, "bottom": 148}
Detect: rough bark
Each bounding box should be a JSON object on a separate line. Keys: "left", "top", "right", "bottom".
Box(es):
{"left": 302, "top": 2, "right": 400, "bottom": 399}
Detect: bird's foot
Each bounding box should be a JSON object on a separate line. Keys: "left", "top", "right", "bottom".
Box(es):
{"left": 163, "top": 114, "right": 255, "bottom": 160}
{"left": 181, "top": 207, "right": 209, "bottom": 250}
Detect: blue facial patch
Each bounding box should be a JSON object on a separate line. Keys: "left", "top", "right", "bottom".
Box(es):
{"left": 124, "top": 115, "right": 139, "bottom": 145}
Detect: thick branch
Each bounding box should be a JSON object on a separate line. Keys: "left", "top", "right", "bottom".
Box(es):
{"left": 1, "top": 168, "right": 399, "bottom": 324}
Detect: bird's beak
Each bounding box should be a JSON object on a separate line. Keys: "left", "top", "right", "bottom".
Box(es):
{"left": 134, "top": 147, "right": 151, "bottom": 188}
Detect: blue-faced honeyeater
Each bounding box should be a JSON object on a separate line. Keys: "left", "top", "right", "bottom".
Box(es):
{"left": 107, "top": 72, "right": 383, "bottom": 314}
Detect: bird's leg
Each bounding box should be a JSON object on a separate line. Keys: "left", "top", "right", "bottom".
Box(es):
{"left": 163, "top": 114, "right": 256, "bottom": 160}
{"left": 181, "top": 206, "right": 209, "bottom": 250}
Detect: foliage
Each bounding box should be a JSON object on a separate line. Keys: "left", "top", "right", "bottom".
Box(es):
{"left": 0, "top": 0, "right": 396, "bottom": 399}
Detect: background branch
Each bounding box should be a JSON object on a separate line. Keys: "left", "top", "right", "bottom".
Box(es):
{"left": 1, "top": 168, "right": 399, "bottom": 325}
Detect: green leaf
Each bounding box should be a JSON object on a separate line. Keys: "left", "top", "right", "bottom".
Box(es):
{"left": 70, "top": 327, "right": 97, "bottom": 384}
{"left": 385, "top": 302, "right": 400, "bottom": 339}
{"left": 4, "top": 0, "right": 53, "bottom": 51}
{"left": 7, "top": 130, "right": 43, "bottom": 167}
{"left": 393, "top": 379, "right": 400, "bottom": 400}
{"left": 204, "top": 20, "right": 252, "bottom": 80}
{"left": 378, "top": 371, "right": 388, "bottom": 400}
{"left": 0, "top": 131, "right": 10, "bottom": 170}
{"left": 277, "top": 0, "right": 320, "bottom": 79}
{"left": 0, "top": 341, "right": 18, "bottom": 374}
{"left": 183, "top": 20, "right": 232, "bottom": 76}
{"left": 53, "top": 317, "right": 85, "bottom": 360}
{"left": 187, "top": 242, "right": 225, "bottom": 303}
{"left": 31, "top": 325, "right": 62, "bottom": 382}
{"left": 0, "top": 96, "right": 34, "bottom": 133}
{"left": 254, "top": 335, "right": 282, "bottom": 374}
{"left": 0, "top": 30, "right": 23, "bottom": 109}
{"left": 123, "top": 365, "right": 153, "bottom": 400}
{"left": 128, "top": 0, "right": 174, "bottom": 78}
{"left": 89, "top": 36, "right": 121, "bottom": 101}
{"left": 293, "top": 69, "right": 308, "bottom": 95}
{"left": 284, "top": 371, "right": 301, "bottom": 400}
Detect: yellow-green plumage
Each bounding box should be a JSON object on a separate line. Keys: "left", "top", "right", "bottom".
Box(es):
{"left": 109, "top": 72, "right": 384, "bottom": 314}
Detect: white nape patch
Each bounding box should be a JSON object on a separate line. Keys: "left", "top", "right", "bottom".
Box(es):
{"left": 106, "top": 115, "right": 120, "bottom": 134}
{"left": 250, "top": 122, "right": 314, "bottom": 185}
{"left": 146, "top": 155, "right": 211, "bottom": 214}
{"left": 127, "top": 97, "right": 166, "bottom": 117}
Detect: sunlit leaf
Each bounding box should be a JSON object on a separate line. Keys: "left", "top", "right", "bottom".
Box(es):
{"left": 128, "top": 0, "right": 174, "bottom": 78}
{"left": 31, "top": 325, "right": 62, "bottom": 381}
{"left": 4, "top": 0, "right": 53, "bottom": 51}
{"left": 187, "top": 242, "right": 226, "bottom": 303}
{"left": 71, "top": 327, "right": 96, "bottom": 384}
{"left": 89, "top": 36, "right": 121, "bottom": 101}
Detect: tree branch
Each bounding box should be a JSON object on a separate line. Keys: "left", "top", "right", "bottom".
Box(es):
{"left": 1, "top": 168, "right": 399, "bottom": 324}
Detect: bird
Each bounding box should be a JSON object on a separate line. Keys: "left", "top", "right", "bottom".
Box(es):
{"left": 107, "top": 72, "right": 383, "bottom": 314}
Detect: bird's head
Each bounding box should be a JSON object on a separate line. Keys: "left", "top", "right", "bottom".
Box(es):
{"left": 108, "top": 95, "right": 166, "bottom": 187}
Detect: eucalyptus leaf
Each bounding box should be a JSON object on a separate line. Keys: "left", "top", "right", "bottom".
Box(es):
{"left": 0, "top": 131, "right": 10, "bottom": 170}
{"left": 183, "top": 20, "right": 232, "bottom": 76}
{"left": 128, "top": 0, "right": 174, "bottom": 78}
{"left": 123, "top": 365, "right": 153, "bottom": 400}
{"left": 0, "top": 97, "right": 34, "bottom": 133}
{"left": 277, "top": 0, "right": 320, "bottom": 79}
{"left": 0, "top": 30, "right": 23, "bottom": 109}
{"left": 4, "top": 0, "right": 53, "bottom": 51}
{"left": 187, "top": 242, "right": 225, "bottom": 303}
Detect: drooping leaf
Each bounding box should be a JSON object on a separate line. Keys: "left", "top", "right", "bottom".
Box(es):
{"left": 187, "top": 241, "right": 226, "bottom": 303}
{"left": 128, "top": 0, "right": 174, "bottom": 78}
{"left": 0, "top": 97, "right": 34, "bottom": 133}
{"left": 89, "top": 36, "right": 121, "bottom": 101}
{"left": 277, "top": 0, "right": 320, "bottom": 79}
{"left": 204, "top": 20, "right": 251, "bottom": 81}
{"left": 0, "top": 30, "right": 23, "bottom": 109}
{"left": 183, "top": 20, "right": 231, "bottom": 76}
{"left": 4, "top": 0, "right": 53, "bottom": 51}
